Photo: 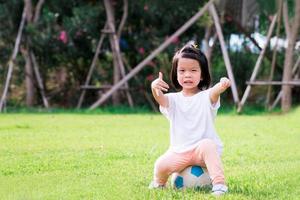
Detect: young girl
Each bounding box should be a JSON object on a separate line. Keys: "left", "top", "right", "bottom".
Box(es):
{"left": 149, "top": 42, "right": 230, "bottom": 196}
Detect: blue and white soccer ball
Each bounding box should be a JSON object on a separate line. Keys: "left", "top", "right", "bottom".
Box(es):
{"left": 171, "top": 166, "right": 212, "bottom": 189}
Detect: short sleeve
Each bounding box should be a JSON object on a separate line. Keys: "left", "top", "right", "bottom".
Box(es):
{"left": 159, "top": 93, "right": 175, "bottom": 120}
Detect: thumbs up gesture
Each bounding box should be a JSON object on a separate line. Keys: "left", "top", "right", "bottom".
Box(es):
{"left": 151, "top": 72, "right": 169, "bottom": 96}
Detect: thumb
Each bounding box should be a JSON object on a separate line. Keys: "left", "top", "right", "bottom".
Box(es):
{"left": 159, "top": 72, "right": 163, "bottom": 80}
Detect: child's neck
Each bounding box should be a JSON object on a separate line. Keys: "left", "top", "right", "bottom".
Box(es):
{"left": 181, "top": 88, "right": 200, "bottom": 97}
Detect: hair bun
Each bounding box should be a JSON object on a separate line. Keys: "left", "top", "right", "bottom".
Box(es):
{"left": 187, "top": 40, "right": 199, "bottom": 49}
{"left": 180, "top": 40, "right": 200, "bottom": 54}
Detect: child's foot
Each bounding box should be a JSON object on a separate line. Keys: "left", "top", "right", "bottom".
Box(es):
{"left": 211, "top": 184, "right": 228, "bottom": 196}
{"left": 148, "top": 181, "right": 165, "bottom": 189}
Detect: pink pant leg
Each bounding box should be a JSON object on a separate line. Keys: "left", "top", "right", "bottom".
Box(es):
{"left": 191, "top": 139, "right": 225, "bottom": 185}
{"left": 153, "top": 150, "right": 191, "bottom": 185}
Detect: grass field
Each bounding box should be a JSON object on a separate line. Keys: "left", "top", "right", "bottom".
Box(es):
{"left": 0, "top": 107, "right": 299, "bottom": 200}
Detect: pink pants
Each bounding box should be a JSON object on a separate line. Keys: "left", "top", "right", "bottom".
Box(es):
{"left": 153, "top": 139, "right": 225, "bottom": 185}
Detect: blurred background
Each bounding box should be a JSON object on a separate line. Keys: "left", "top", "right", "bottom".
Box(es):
{"left": 0, "top": 0, "right": 299, "bottom": 112}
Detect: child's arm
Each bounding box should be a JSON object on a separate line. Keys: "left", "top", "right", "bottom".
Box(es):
{"left": 151, "top": 72, "right": 169, "bottom": 107}
{"left": 209, "top": 77, "right": 231, "bottom": 104}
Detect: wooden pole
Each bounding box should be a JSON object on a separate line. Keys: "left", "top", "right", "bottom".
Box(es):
{"left": 122, "top": 56, "right": 158, "bottom": 112}
{"left": 0, "top": 5, "right": 27, "bottom": 112}
{"left": 209, "top": 4, "right": 240, "bottom": 105}
{"left": 266, "top": 0, "right": 282, "bottom": 108}
{"left": 281, "top": 0, "right": 300, "bottom": 112}
{"left": 23, "top": 0, "right": 36, "bottom": 107}
{"left": 30, "top": 52, "right": 49, "bottom": 108}
{"left": 115, "top": 0, "right": 133, "bottom": 107}
{"left": 237, "top": 14, "right": 278, "bottom": 113}
{"left": 21, "top": 45, "right": 35, "bottom": 106}
{"left": 20, "top": 0, "right": 46, "bottom": 108}
{"left": 28, "top": 0, "right": 46, "bottom": 108}
{"left": 78, "top": 0, "right": 131, "bottom": 108}
{"left": 77, "top": 23, "right": 107, "bottom": 108}
{"left": 246, "top": 81, "right": 300, "bottom": 86}
{"left": 270, "top": 54, "right": 300, "bottom": 110}
{"left": 104, "top": 0, "right": 133, "bottom": 107}
{"left": 89, "top": 0, "right": 214, "bottom": 109}
{"left": 117, "top": 0, "right": 128, "bottom": 38}
{"left": 282, "top": 1, "right": 291, "bottom": 39}
{"left": 232, "top": 18, "right": 283, "bottom": 72}
{"left": 203, "top": 25, "right": 217, "bottom": 75}
{"left": 33, "top": 0, "right": 45, "bottom": 23}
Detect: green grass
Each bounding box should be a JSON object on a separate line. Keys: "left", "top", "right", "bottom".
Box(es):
{"left": 1, "top": 104, "right": 282, "bottom": 115}
{"left": 0, "top": 107, "right": 299, "bottom": 200}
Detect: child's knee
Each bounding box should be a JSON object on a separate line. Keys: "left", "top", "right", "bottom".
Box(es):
{"left": 154, "top": 157, "right": 171, "bottom": 174}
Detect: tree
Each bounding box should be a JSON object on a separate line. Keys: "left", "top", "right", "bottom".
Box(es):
{"left": 281, "top": 0, "right": 300, "bottom": 112}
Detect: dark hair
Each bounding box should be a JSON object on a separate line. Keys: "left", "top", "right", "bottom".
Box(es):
{"left": 170, "top": 41, "right": 211, "bottom": 91}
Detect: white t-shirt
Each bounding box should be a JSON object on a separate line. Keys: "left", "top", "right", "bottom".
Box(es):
{"left": 160, "top": 89, "right": 223, "bottom": 155}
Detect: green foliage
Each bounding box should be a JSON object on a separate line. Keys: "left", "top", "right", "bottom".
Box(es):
{"left": 255, "top": 0, "right": 296, "bottom": 36}
{"left": 0, "top": 103, "right": 286, "bottom": 116}
{"left": 256, "top": 0, "right": 295, "bottom": 17}
{"left": 0, "top": 107, "right": 300, "bottom": 199}
{"left": 0, "top": 0, "right": 298, "bottom": 109}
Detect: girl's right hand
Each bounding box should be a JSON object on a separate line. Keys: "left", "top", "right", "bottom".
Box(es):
{"left": 151, "top": 72, "right": 169, "bottom": 96}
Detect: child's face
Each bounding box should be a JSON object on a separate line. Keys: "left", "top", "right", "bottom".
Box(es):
{"left": 177, "top": 57, "right": 202, "bottom": 91}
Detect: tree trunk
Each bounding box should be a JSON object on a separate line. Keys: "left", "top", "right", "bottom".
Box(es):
{"left": 281, "top": 0, "right": 300, "bottom": 112}
{"left": 21, "top": 46, "right": 35, "bottom": 106}
{"left": 104, "top": 0, "right": 121, "bottom": 105}
{"left": 0, "top": 4, "right": 27, "bottom": 111}
{"left": 266, "top": 0, "right": 282, "bottom": 109}
{"left": 203, "top": 25, "right": 217, "bottom": 79}
{"left": 30, "top": 52, "right": 50, "bottom": 108}
{"left": 24, "top": 0, "right": 35, "bottom": 106}
{"left": 204, "top": 25, "right": 213, "bottom": 72}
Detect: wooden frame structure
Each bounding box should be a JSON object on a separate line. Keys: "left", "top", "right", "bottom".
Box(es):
{"left": 77, "top": 0, "right": 133, "bottom": 108}
{"left": 0, "top": 6, "right": 26, "bottom": 112}
{"left": 237, "top": 0, "right": 300, "bottom": 112}
{"left": 1, "top": 0, "right": 299, "bottom": 112}
{"left": 88, "top": 0, "right": 240, "bottom": 110}
{"left": 0, "top": 0, "right": 49, "bottom": 112}
{"left": 88, "top": 0, "right": 299, "bottom": 112}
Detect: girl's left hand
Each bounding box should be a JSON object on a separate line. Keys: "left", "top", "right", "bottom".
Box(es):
{"left": 219, "top": 77, "right": 231, "bottom": 91}
{"left": 210, "top": 77, "right": 231, "bottom": 102}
